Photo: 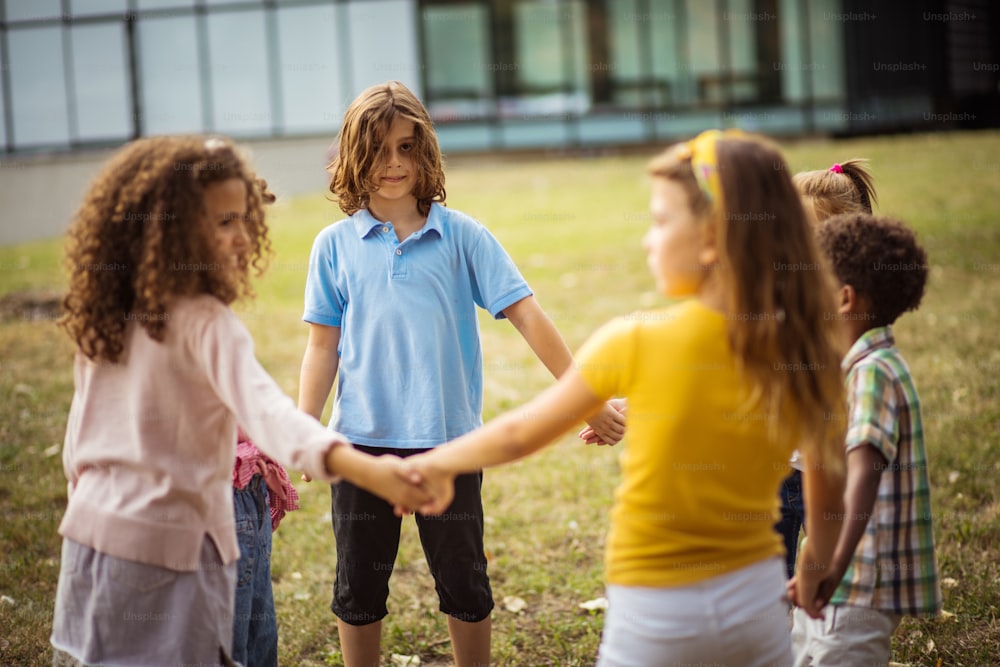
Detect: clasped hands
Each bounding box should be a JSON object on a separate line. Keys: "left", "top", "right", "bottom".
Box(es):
{"left": 387, "top": 398, "right": 628, "bottom": 516}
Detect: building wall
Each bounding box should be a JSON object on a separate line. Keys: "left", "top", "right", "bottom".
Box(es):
{"left": 0, "top": 0, "right": 852, "bottom": 157}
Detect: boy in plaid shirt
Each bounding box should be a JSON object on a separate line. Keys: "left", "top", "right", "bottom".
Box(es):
{"left": 790, "top": 213, "right": 941, "bottom": 665}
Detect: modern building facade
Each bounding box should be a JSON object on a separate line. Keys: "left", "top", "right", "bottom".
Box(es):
{"left": 0, "top": 0, "right": 997, "bottom": 155}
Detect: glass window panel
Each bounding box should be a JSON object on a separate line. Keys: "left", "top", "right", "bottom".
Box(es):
{"left": 6, "top": 0, "right": 63, "bottom": 22}
{"left": 137, "top": 16, "right": 205, "bottom": 134}
{"left": 649, "top": 3, "right": 682, "bottom": 106}
{"left": 207, "top": 0, "right": 261, "bottom": 5}
{"left": 607, "top": 0, "right": 648, "bottom": 87}
{"left": 70, "top": 23, "right": 132, "bottom": 141}
{"left": 808, "top": 0, "right": 845, "bottom": 99}
{"left": 8, "top": 27, "right": 70, "bottom": 147}
{"left": 0, "top": 64, "right": 6, "bottom": 148}
{"left": 346, "top": 0, "right": 422, "bottom": 96}
{"left": 276, "top": 5, "right": 344, "bottom": 133}
{"left": 509, "top": 0, "right": 589, "bottom": 116}
{"left": 423, "top": 3, "right": 491, "bottom": 119}
{"left": 207, "top": 10, "right": 272, "bottom": 134}
{"left": 136, "top": 0, "right": 193, "bottom": 10}
{"left": 684, "top": 0, "right": 723, "bottom": 104}
{"left": 70, "top": 0, "right": 128, "bottom": 16}
{"left": 723, "top": 0, "right": 760, "bottom": 102}
{"left": 778, "top": 0, "right": 805, "bottom": 101}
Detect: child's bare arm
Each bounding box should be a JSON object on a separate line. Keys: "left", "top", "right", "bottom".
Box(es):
{"left": 299, "top": 323, "right": 341, "bottom": 419}
{"left": 813, "top": 444, "right": 885, "bottom": 601}
{"left": 502, "top": 296, "right": 626, "bottom": 444}
{"left": 327, "top": 447, "right": 429, "bottom": 513}
{"left": 298, "top": 323, "right": 341, "bottom": 481}
{"left": 794, "top": 449, "right": 846, "bottom": 618}
{"left": 401, "top": 369, "right": 608, "bottom": 514}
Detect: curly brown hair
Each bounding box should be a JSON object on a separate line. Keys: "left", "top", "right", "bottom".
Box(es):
{"left": 327, "top": 80, "right": 446, "bottom": 216}
{"left": 648, "top": 133, "right": 847, "bottom": 476}
{"left": 793, "top": 159, "right": 877, "bottom": 223}
{"left": 59, "top": 135, "right": 272, "bottom": 363}
{"left": 816, "top": 213, "right": 928, "bottom": 327}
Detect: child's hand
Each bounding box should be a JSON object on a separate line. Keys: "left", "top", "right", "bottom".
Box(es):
{"left": 792, "top": 539, "right": 841, "bottom": 619}
{"left": 395, "top": 453, "right": 457, "bottom": 516}
{"left": 367, "top": 454, "right": 432, "bottom": 515}
{"left": 578, "top": 398, "right": 627, "bottom": 445}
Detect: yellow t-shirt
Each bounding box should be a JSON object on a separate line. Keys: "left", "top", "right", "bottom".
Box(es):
{"left": 576, "top": 299, "right": 794, "bottom": 587}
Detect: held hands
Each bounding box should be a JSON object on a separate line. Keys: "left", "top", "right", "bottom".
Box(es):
{"left": 370, "top": 454, "right": 434, "bottom": 516}
{"left": 392, "top": 452, "right": 457, "bottom": 516}
{"left": 578, "top": 398, "right": 627, "bottom": 445}
{"left": 786, "top": 539, "right": 844, "bottom": 619}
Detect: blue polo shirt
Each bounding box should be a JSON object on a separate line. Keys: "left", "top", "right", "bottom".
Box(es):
{"left": 303, "top": 203, "right": 532, "bottom": 448}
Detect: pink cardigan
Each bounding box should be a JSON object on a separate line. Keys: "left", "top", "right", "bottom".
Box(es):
{"left": 60, "top": 295, "right": 343, "bottom": 571}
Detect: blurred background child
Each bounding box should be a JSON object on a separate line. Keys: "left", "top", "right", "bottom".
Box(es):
{"left": 777, "top": 159, "right": 878, "bottom": 579}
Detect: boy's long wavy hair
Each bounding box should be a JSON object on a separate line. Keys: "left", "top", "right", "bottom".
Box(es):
{"left": 59, "top": 135, "right": 272, "bottom": 363}
{"left": 649, "top": 134, "right": 846, "bottom": 475}
{"left": 794, "top": 158, "right": 877, "bottom": 222}
{"left": 328, "top": 80, "right": 446, "bottom": 216}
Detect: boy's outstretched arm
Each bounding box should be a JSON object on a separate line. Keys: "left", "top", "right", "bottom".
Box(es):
{"left": 400, "top": 369, "right": 608, "bottom": 514}
{"left": 502, "top": 296, "right": 626, "bottom": 445}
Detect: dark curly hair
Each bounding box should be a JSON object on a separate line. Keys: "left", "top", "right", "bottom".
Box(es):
{"left": 816, "top": 213, "right": 928, "bottom": 327}
{"left": 327, "top": 80, "right": 446, "bottom": 216}
{"left": 59, "top": 135, "right": 272, "bottom": 363}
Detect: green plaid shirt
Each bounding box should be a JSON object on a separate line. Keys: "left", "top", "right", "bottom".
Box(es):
{"left": 830, "top": 326, "right": 941, "bottom": 616}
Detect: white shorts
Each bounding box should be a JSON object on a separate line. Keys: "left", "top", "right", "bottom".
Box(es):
{"left": 597, "top": 557, "right": 793, "bottom": 667}
{"left": 791, "top": 604, "right": 901, "bottom": 666}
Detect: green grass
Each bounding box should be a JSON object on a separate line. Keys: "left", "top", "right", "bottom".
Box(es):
{"left": 2, "top": 130, "right": 999, "bottom": 666}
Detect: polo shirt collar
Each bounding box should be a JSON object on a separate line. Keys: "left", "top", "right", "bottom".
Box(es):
{"left": 842, "top": 325, "right": 894, "bottom": 371}
{"left": 351, "top": 204, "right": 444, "bottom": 239}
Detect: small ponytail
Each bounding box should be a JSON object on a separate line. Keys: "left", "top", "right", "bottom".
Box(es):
{"left": 794, "top": 158, "right": 877, "bottom": 223}
{"left": 838, "top": 159, "right": 877, "bottom": 214}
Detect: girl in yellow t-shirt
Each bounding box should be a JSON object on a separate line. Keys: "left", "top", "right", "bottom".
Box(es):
{"left": 401, "top": 131, "right": 848, "bottom": 666}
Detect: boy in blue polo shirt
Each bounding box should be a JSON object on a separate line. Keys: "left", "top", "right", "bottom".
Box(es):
{"left": 298, "top": 80, "right": 626, "bottom": 667}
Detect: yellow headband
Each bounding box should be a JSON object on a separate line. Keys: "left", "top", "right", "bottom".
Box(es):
{"left": 687, "top": 129, "right": 743, "bottom": 206}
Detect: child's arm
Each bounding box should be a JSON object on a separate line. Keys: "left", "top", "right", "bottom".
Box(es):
{"left": 813, "top": 444, "right": 885, "bottom": 602}
{"left": 328, "top": 446, "right": 427, "bottom": 513}
{"left": 502, "top": 296, "right": 626, "bottom": 445}
{"left": 401, "top": 368, "right": 607, "bottom": 514}
{"left": 298, "top": 323, "right": 341, "bottom": 482}
{"left": 793, "top": 450, "right": 846, "bottom": 619}
{"left": 299, "top": 323, "right": 341, "bottom": 421}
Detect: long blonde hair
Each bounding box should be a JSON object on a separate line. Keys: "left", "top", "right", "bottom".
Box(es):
{"left": 649, "top": 132, "right": 846, "bottom": 475}
{"left": 328, "top": 80, "right": 446, "bottom": 216}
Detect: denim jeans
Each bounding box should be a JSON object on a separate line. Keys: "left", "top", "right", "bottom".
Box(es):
{"left": 232, "top": 475, "right": 278, "bottom": 667}
{"left": 775, "top": 469, "right": 805, "bottom": 578}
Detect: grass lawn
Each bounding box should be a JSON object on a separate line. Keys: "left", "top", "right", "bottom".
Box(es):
{"left": 1, "top": 130, "right": 998, "bottom": 666}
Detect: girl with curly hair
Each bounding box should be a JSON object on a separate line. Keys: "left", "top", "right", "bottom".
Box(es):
{"left": 52, "top": 135, "right": 428, "bottom": 667}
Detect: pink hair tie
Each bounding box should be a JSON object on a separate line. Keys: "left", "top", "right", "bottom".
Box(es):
{"left": 829, "top": 163, "right": 843, "bottom": 174}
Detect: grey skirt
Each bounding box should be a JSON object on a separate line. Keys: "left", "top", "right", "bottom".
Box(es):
{"left": 51, "top": 537, "right": 238, "bottom": 667}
